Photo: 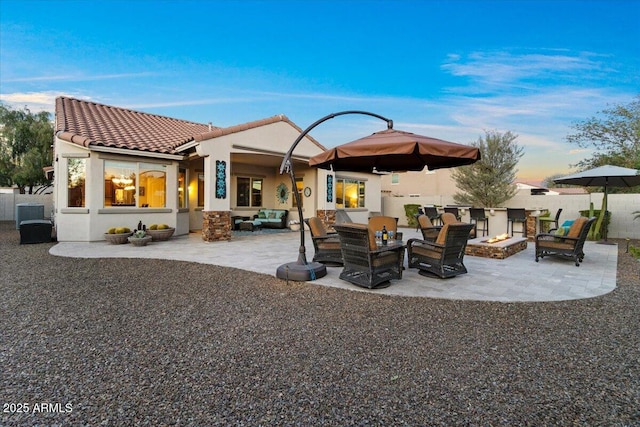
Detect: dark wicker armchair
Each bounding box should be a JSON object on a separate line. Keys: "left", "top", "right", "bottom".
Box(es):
{"left": 535, "top": 216, "right": 596, "bottom": 266}
{"left": 407, "top": 223, "right": 474, "bottom": 278}
{"left": 417, "top": 214, "right": 442, "bottom": 242}
{"left": 333, "top": 223, "right": 405, "bottom": 289}
{"left": 307, "top": 217, "right": 343, "bottom": 266}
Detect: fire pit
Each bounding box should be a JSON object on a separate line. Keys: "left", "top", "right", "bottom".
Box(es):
{"left": 465, "top": 235, "right": 527, "bottom": 259}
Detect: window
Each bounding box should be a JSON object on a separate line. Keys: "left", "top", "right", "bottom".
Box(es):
{"left": 292, "top": 177, "right": 303, "bottom": 208}
{"left": 67, "top": 158, "right": 86, "bottom": 207}
{"left": 237, "top": 177, "right": 263, "bottom": 207}
{"left": 178, "top": 168, "right": 187, "bottom": 208}
{"left": 336, "top": 178, "right": 365, "bottom": 208}
{"left": 104, "top": 160, "right": 166, "bottom": 208}
{"left": 197, "top": 173, "right": 205, "bottom": 207}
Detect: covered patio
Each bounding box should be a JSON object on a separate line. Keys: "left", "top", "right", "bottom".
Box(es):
{"left": 50, "top": 226, "right": 617, "bottom": 302}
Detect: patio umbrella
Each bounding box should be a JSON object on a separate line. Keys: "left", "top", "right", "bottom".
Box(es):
{"left": 554, "top": 165, "right": 640, "bottom": 242}
{"left": 309, "top": 128, "right": 481, "bottom": 172}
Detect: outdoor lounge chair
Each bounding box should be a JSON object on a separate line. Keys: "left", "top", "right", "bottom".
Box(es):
{"left": 333, "top": 223, "right": 405, "bottom": 289}
{"left": 407, "top": 223, "right": 475, "bottom": 278}
{"left": 417, "top": 214, "right": 442, "bottom": 242}
{"left": 368, "top": 215, "right": 403, "bottom": 241}
{"left": 441, "top": 212, "right": 476, "bottom": 239}
{"left": 307, "top": 217, "right": 343, "bottom": 265}
{"left": 535, "top": 216, "right": 596, "bottom": 266}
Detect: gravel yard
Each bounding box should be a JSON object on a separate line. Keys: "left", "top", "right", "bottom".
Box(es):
{"left": 1, "top": 220, "right": 639, "bottom": 426}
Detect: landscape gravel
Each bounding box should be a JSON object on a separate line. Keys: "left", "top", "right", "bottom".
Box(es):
{"left": 1, "top": 221, "right": 638, "bottom": 426}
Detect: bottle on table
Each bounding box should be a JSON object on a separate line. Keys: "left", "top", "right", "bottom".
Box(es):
{"left": 382, "top": 225, "right": 388, "bottom": 246}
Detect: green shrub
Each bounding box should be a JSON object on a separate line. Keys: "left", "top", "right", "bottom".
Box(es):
{"left": 404, "top": 204, "right": 421, "bottom": 228}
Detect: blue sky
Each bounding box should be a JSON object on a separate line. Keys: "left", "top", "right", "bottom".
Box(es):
{"left": 1, "top": 0, "right": 639, "bottom": 182}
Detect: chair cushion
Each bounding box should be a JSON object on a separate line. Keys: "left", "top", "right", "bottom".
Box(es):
{"left": 308, "top": 217, "right": 327, "bottom": 237}
{"left": 539, "top": 240, "right": 575, "bottom": 250}
{"left": 567, "top": 217, "right": 588, "bottom": 238}
{"left": 317, "top": 239, "right": 341, "bottom": 250}
{"left": 440, "top": 213, "right": 457, "bottom": 225}
{"left": 411, "top": 243, "right": 442, "bottom": 259}
{"left": 554, "top": 226, "right": 568, "bottom": 236}
{"left": 369, "top": 216, "right": 397, "bottom": 234}
{"left": 418, "top": 215, "right": 433, "bottom": 228}
{"left": 268, "top": 212, "right": 277, "bottom": 219}
{"left": 436, "top": 224, "right": 450, "bottom": 245}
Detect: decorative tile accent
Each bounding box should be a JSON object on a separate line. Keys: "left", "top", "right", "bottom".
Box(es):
{"left": 215, "top": 160, "right": 226, "bottom": 199}
{"left": 326, "top": 175, "right": 333, "bottom": 203}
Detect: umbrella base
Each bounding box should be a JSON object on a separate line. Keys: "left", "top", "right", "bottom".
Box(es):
{"left": 276, "top": 261, "right": 327, "bottom": 282}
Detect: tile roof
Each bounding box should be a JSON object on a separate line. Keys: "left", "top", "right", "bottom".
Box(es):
{"left": 55, "top": 97, "right": 214, "bottom": 155}
{"left": 55, "top": 97, "right": 325, "bottom": 156}
{"left": 193, "top": 114, "right": 324, "bottom": 150}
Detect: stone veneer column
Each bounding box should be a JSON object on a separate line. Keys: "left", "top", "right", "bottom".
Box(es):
{"left": 202, "top": 211, "right": 231, "bottom": 242}
{"left": 525, "top": 211, "right": 537, "bottom": 241}
{"left": 317, "top": 209, "right": 336, "bottom": 229}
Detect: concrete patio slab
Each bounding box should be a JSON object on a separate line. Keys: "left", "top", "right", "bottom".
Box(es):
{"left": 50, "top": 227, "right": 617, "bottom": 302}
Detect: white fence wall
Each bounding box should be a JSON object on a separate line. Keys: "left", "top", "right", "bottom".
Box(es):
{"left": 0, "top": 194, "right": 54, "bottom": 221}
{"left": 383, "top": 193, "right": 640, "bottom": 239}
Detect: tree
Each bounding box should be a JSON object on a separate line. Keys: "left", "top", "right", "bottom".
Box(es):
{"left": 0, "top": 104, "right": 54, "bottom": 193}
{"left": 451, "top": 130, "right": 524, "bottom": 207}
{"left": 566, "top": 95, "right": 640, "bottom": 171}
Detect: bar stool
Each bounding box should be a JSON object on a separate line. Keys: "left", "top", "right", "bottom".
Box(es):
{"left": 469, "top": 207, "right": 489, "bottom": 237}
{"left": 538, "top": 208, "right": 562, "bottom": 232}
{"left": 423, "top": 206, "right": 441, "bottom": 226}
{"left": 507, "top": 208, "right": 527, "bottom": 237}
{"left": 444, "top": 206, "right": 461, "bottom": 221}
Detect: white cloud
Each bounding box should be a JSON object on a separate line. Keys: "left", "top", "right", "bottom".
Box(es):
{"left": 0, "top": 91, "right": 83, "bottom": 113}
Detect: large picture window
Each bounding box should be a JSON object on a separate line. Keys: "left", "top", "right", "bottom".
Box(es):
{"left": 178, "top": 168, "right": 187, "bottom": 208}
{"left": 197, "top": 173, "right": 205, "bottom": 207}
{"left": 336, "top": 178, "right": 365, "bottom": 208}
{"left": 67, "top": 158, "right": 86, "bottom": 207}
{"left": 104, "top": 160, "right": 166, "bottom": 208}
{"left": 237, "top": 177, "right": 263, "bottom": 207}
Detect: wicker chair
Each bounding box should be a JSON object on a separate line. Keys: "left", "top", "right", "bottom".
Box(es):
{"left": 441, "top": 212, "right": 476, "bottom": 239}
{"left": 407, "top": 223, "right": 474, "bottom": 278}
{"left": 307, "top": 217, "right": 343, "bottom": 265}
{"left": 333, "top": 223, "right": 405, "bottom": 289}
{"left": 368, "top": 215, "right": 403, "bottom": 241}
{"left": 417, "top": 214, "right": 442, "bottom": 242}
{"left": 535, "top": 216, "right": 596, "bottom": 267}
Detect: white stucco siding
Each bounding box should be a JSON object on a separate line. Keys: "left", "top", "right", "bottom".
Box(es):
{"left": 53, "top": 138, "right": 182, "bottom": 241}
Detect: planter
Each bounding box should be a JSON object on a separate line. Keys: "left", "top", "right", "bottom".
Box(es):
{"left": 289, "top": 224, "right": 301, "bottom": 232}
{"left": 104, "top": 232, "right": 133, "bottom": 244}
{"left": 146, "top": 227, "right": 175, "bottom": 241}
{"left": 128, "top": 235, "right": 153, "bottom": 246}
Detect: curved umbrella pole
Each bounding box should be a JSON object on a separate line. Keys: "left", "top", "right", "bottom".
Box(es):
{"left": 276, "top": 111, "right": 393, "bottom": 282}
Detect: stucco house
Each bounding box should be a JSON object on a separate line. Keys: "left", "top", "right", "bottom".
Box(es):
{"left": 52, "top": 97, "right": 382, "bottom": 242}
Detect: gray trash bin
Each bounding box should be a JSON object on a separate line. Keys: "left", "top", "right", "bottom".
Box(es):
{"left": 19, "top": 220, "right": 53, "bottom": 244}
{"left": 15, "top": 203, "right": 45, "bottom": 229}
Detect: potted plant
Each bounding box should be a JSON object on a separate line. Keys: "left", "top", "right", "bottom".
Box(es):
{"left": 145, "top": 223, "right": 175, "bottom": 241}
{"left": 128, "top": 229, "right": 153, "bottom": 246}
{"left": 104, "top": 227, "right": 133, "bottom": 244}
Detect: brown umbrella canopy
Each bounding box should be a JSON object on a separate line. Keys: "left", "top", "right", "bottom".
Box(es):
{"left": 309, "top": 129, "right": 481, "bottom": 172}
